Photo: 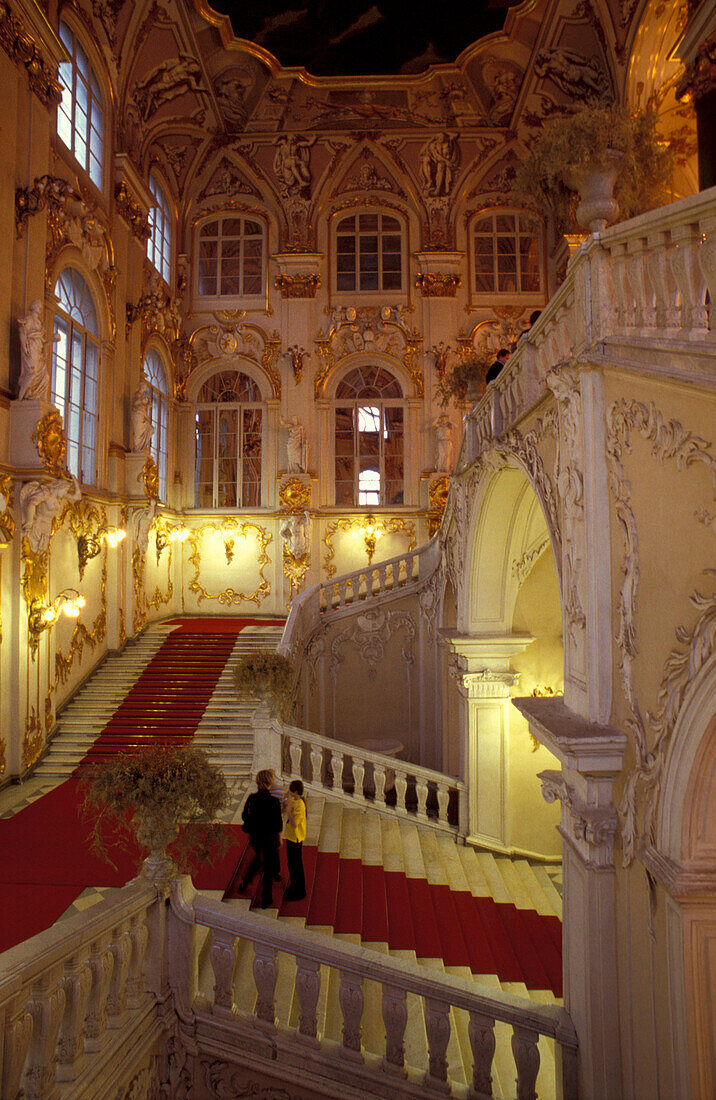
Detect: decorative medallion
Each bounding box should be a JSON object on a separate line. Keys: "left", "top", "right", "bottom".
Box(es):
{"left": 32, "top": 409, "right": 67, "bottom": 479}
{"left": 279, "top": 477, "right": 311, "bottom": 512}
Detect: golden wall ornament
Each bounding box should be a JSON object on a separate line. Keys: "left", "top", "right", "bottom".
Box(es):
{"left": 67, "top": 499, "right": 107, "bottom": 580}
{"left": 288, "top": 345, "right": 309, "bottom": 384}
{"left": 283, "top": 545, "right": 309, "bottom": 605}
{"left": 132, "top": 547, "right": 146, "bottom": 635}
{"left": 140, "top": 457, "right": 160, "bottom": 501}
{"left": 261, "top": 332, "right": 282, "bottom": 399}
{"left": 23, "top": 706, "right": 43, "bottom": 770}
{"left": 322, "top": 516, "right": 417, "bottom": 578}
{"left": 275, "top": 274, "right": 321, "bottom": 299}
{"left": 114, "top": 182, "right": 151, "bottom": 243}
{"left": 145, "top": 548, "right": 174, "bottom": 613}
{"left": 45, "top": 693, "right": 53, "bottom": 740}
{"left": 0, "top": 735, "right": 5, "bottom": 776}
{"left": 22, "top": 538, "right": 49, "bottom": 659}
{"left": 0, "top": 3, "right": 62, "bottom": 106}
{"left": 189, "top": 319, "right": 282, "bottom": 398}
{"left": 187, "top": 520, "right": 272, "bottom": 607}
{"left": 16, "top": 174, "right": 79, "bottom": 239}
{"left": 0, "top": 473, "right": 15, "bottom": 545}
{"left": 32, "top": 409, "right": 68, "bottom": 478}
{"left": 416, "top": 273, "right": 462, "bottom": 298}
{"left": 118, "top": 607, "right": 126, "bottom": 648}
{"left": 403, "top": 335, "right": 425, "bottom": 398}
{"left": 279, "top": 476, "right": 312, "bottom": 512}
{"left": 313, "top": 338, "right": 335, "bottom": 398}
{"left": 428, "top": 475, "right": 450, "bottom": 537}
{"left": 54, "top": 568, "right": 107, "bottom": 685}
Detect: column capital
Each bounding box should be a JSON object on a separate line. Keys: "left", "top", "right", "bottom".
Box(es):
{"left": 539, "top": 768, "right": 619, "bottom": 867}
{"left": 450, "top": 667, "right": 519, "bottom": 699}
{"left": 440, "top": 631, "right": 533, "bottom": 670}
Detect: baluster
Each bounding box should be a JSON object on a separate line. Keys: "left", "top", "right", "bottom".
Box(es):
{"left": 377, "top": 564, "right": 387, "bottom": 594}
{"left": 374, "top": 763, "right": 387, "bottom": 806}
{"left": 331, "top": 752, "right": 345, "bottom": 792}
{"left": 338, "top": 579, "right": 348, "bottom": 607}
{"left": 416, "top": 778, "right": 429, "bottom": 818}
{"left": 359, "top": 572, "right": 368, "bottom": 600}
{"left": 83, "top": 934, "right": 114, "bottom": 1051}
{"left": 57, "top": 952, "right": 92, "bottom": 1080}
{"left": 436, "top": 782, "right": 450, "bottom": 824}
{"left": 107, "top": 920, "right": 132, "bottom": 1022}
{"left": 626, "top": 243, "right": 653, "bottom": 330}
{"left": 289, "top": 736, "right": 303, "bottom": 776}
{"left": 381, "top": 983, "right": 407, "bottom": 1077}
{"left": 511, "top": 1024, "right": 540, "bottom": 1100}
{"left": 385, "top": 563, "right": 394, "bottom": 590}
{"left": 331, "top": 582, "right": 340, "bottom": 609}
{"left": 394, "top": 769, "right": 408, "bottom": 812}
{"left": 25, "top": 967, "right": 66, "bottom": 1100}
{"left": 424, "top": 997, "right": 451, "bottom": 1092}
{"left": 352, "top": 757, "right": 365, "bottom": 801}
{"left": 253, "top": 942, "right": 278, "bottom": 1028}
{"left": 125, "top": 911, "right": 149, "bottom": 1008}
{"left": 670, "top": 226, "right": 708, "bottom": 333}
{"left": 209, "top": 929, "right": 237, "bottom": 1017}
{"left": 310, "top": 745, "right": 323, "bottom": 786}
{"left": 2, "top": 992, "right": 33, "bottom": 1099}
{"left": 338, "top": 970, "right": 364, "bottom": 1062}
{"left": 468, "top": 1010, "right": 496, "bottom": 1099}
{"left": 295, "top": 956, "right": 321, "bottom": 1045}
{"left": 646, "top": 232, "right": 679, "bottom": 331}
{"left": 697, "top": 223, "right": 716, "bottom": 331}
{"left": 609, "top": 246, "right": 630, "bottom": 330}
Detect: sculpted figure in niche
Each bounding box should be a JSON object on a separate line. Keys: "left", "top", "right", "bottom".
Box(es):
{"left": 273, "top": 136, "right": 312, "bottom": 197}
{"left": 420, "top": 133, "right": 459, "bottom": 197}
{"left": 17, "top": 300, "right": 58, "bottom": 402}
{"left": 132, "top": 499, "right": 158, "bottom": 556}
{"left": 534, "top": 47, "right": 612, "bottom": 104}
{"left": 131, "top": 375, "right": 154, "bottom": 453}
{"left": 433, "top": 414, "right": 454, "bottom": 472}
{"left": 280, "top": 511, "right": 310, "bottom": 560}
{"left": 134, "top": 55, "right": 204, "bottom": 118}
{"left": 280, "top": 415, "right": 307, "bottom": 473}
{"left": 20, "top": 475, "right": 81, "bottom": 554}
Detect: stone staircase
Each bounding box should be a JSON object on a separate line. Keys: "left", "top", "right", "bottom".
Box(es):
{"left": 38, "top": 620, "right": 284, "bottom": 782}
{"left": 206, "top": 791, "right": 563, "bottom": 1099}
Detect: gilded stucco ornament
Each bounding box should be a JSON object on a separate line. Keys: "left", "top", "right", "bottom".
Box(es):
{"left": 114, "top": 182, "right": 151, "bottom": 243}
{"left": 189, "top": 319, "right": 282, "bottom": 398}
{"left": 54, "top": 556, "right": 107, "bottom": 686}
{"left": 0, "top": 2, "right": 62, "bottom": 107}
{"left": 67, "top": 499, "right": 107, "bottom": 580}
{"left": 313, "top": 306, "right": 424, "bottom": 398}
{"left": 0, "top": 474, "right": 16, "bottom": 546}
{"left": 281, "top": 508, "right": 311, "bottom": 604}
{"left": 275, "top": 274, "right": 321, "bottom": 299}
{"left": 187, "top": 521, "right": 272, "bottom": 607}
{"left": 322, "top": 516, "right": 416, "bottom": 579}
{"left": 32, "top": 409, "right": 68, "bottom": 479}
{"left": 23, "top": 706, "right": 43, "bottom": 770}
{"left": 279, "top": 477, "right": 311, "bottom": 513}
{"left": 427, "top": 476, "right": 450, "bottom": 537}
{"left": 132, "top": 547, "right": 146, "bottom": 635}
{"left": 287, "top": 345, "right": 309, "bottom": 384}
{"left": 415, "top": 273, "right": 461, "bottom": 298}
{"left": 140, "top": 458, "right": 160, "bottom": 501}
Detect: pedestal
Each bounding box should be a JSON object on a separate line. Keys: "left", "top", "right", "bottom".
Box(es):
{"left": 9, "top": 400, "right": 56, "bottom": 469}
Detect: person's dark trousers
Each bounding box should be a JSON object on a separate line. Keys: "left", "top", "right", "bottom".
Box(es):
{"left": 285, "top": 840, "right": 306, "bottom": 899}
{"left": 243, "top": 838, "right": 280, "bottom": 907}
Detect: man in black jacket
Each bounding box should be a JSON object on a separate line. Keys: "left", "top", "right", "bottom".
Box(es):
{"left": 485, "top": 347, "right": 510, "bottom": 385}
{"left": 238, "top": 769, "right": 283, "bottom": 908}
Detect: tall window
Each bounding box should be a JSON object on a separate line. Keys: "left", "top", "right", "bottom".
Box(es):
{"left": 144, "top": 349, "right": 169, "bottom": 501}
{"left": 196, "top": 217, "right": 264, "bottom": 298}
{"left": 195, "top": 370, "right": 262, "bottom": 508}
{"left": 52, "top": 268, "right": 99, "bottom": 484}
{"left": 57, "top": 21, "right": 104, "bottom": 188}
{"left": 335, "top": 213, "right": 403, "bottom": 293}
{"left": 472, "top": 211, "right": 542, "bottom": 295}
{"left": 334, "top": 365, "right": 404, "bottom": 506}
{"left": 147, "top": 174, "right": 172, "bottom": 284}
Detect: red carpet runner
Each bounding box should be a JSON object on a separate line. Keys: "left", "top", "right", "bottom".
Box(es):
{"left": 0, "top": 618, "right": 281, "bottom": 953}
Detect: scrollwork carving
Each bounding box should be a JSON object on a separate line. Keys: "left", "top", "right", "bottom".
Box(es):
{"left": 187, "top": 521, "right": 272, "bottom": 607}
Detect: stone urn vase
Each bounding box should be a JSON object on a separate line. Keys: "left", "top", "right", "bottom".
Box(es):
{"left": 133, "top": 808, "right": 180, "bottom": 887}
{"left": 569, "top": 149, "right": 623, "bottom": 233}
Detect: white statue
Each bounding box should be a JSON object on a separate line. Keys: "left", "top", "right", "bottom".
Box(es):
{"left": 132, "top": 499, "right": 158, "bottom": 556}
{"left": 420, "top": 133, "right": 459, "bottom": 197}
{"left": 131, "top": 375, "right": 154, "bottom": 453}
{"left": 280, "top": 415, "right": 307, "bottom": 474}
{"left": 433, "top": 414, "right": 454, "bottom": 472}
{"left": 280, "top": 511, "right": 310, "bottom": 560}
{"left": 17, "top": 300, "right": 57, "bottom": 402}
{"left": 20, "top": 475, "right": 80, "bottom": 554}
{"left": 273, "top": 136, "right": 312, "bottom": 196}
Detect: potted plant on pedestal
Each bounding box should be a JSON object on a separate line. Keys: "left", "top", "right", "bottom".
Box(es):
{"left": 80, "top": 744, "right": 229, "bottom": 885}
{"left": 234, "top": 651, "right": 294, "bottom": 721}
{"left": 512, "top": 105, "right": 674, "bottom": 233}
{"left": 437, "top": 346, "right": 494, "bottom": 407}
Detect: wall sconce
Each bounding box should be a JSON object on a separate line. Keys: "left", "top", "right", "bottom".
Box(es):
{"left": 155, "top": 523, "right": 189, "bottom": 566}
{"left": 354, "top": 514, "right": 383, "bottom": 565}
{"left": 76, "top": 527, "right": 126, "bottom": 579}
{"left": 210, "top": 525, "right": 238, "bottom": 565}
{"left": 28, "top": 588, "right": 86, "bottom": 656}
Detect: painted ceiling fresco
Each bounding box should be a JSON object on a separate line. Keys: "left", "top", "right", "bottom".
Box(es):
{"left": 204, "top": 0, "right": 519, "bottom": 76}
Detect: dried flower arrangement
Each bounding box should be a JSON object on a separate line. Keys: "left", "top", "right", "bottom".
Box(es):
{"left": 436, "top": 346, "right": 494, "bottom": 407}
{"left": 79, "top": 744, "right": 229, "bottom": 876}
{"left": 512, "top": 105, "right": 674, "bottom": 229}
{"left": 233, "top": 651, "right": 294, "bottom": 721}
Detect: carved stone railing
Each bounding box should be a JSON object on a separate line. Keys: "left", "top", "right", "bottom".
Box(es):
{"left": 170, "top": 877, "right": 578, "bottom": 1098}
{"left": 0, "top": 882, "right": 158, "bottom": 1099}
{"left": 279, "top": 720, "right": 466, "bottom": 835}
{"left": 460, "top": 186, "right": 716, "bottom": 468}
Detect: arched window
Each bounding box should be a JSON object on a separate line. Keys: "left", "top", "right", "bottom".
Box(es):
{"left": 195, "top": 370, "right": 263, "bottom": 508}
{"left": 334, "top": 365, "right": 404, "bottom": 506}
{"left": 196, "top": 216, "right": 264, "bottom": 298}
{"left": 57, "top": 21, "right": 104, "bottom": 189}
{"left": 335, "top": 212, "right": 403, "bottom": 293}
{"left": 147, "top": 173, "right": 172, "bottom": 284}
{"left": 143, "top": 349, "right": 169, "bottom": 501}
{"left": 471, "top": 211, "right": 542, "bottom": 295}
{"left": 52, "top": 268, "right": 100, "bottom": 484}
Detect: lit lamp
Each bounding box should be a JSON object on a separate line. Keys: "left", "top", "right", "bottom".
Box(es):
{"left": 211, "top": 524, "right": 236, "bottom": 564}
{"left": 28, "top": 588, "right": 86, "bottom": 656}
{"left": 361, "top": 514, "right": 383, "bottom": 565}
{"left": 76, "top": 527, "right": 126, "bottom": 578}
{"left": 104, "top": 527, "right": 127, "bottom": 549}
{"left": 156, "top": 523, "right": 189, "bottom": 566}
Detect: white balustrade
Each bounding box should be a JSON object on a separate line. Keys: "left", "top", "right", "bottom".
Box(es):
{"left": 171, "top": 880, "right": 579, "bottom": 1100}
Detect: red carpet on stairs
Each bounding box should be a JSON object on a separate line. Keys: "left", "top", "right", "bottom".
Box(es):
{"left": 0, "top": 620, "right": 279, "bottom": 954}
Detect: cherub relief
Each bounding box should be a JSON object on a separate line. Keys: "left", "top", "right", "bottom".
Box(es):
{"left": 133, "top": 55, "right": 205, "bottom": 118}
{"left": 273, "top": 135, "right": 312, "bottom": 197}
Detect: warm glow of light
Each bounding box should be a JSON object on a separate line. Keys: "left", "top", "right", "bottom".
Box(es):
{"left": 169, "top": 526, "right": 190, "bottom": 543}
{"left": 104, "top": 527, "right": 127, "bottom": 548}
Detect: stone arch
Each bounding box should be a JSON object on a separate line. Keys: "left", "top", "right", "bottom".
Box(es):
{"left": 186, "top": 356, "right": 273, "bottom": 405}
{"left": 323, "top": 351, "right": 410, "bottom": 401}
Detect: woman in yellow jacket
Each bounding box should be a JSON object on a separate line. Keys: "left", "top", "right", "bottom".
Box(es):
{"left": 283, "top": 779, "right": 307, "bottom": 901}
